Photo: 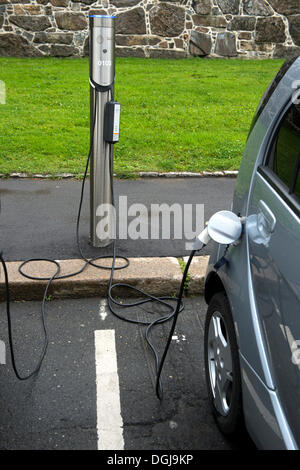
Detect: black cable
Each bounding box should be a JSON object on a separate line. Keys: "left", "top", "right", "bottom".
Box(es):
{"left": 5, "top": 87, "right": 203, "bottom": 398}
{"left": 105, "top": 130, "right": 203, "bottom": 398}
{"left": 3, "top": 92, "right": 105, "bottom": 380}
{"left": 154, "top": 250, "right": 196, "bottom": 399}
{"left": 74, "top": 87, "right": 129, "bottom": 272}
{"left": 19, "top": 92, "right": 129, "bottom": 281}
{"left": 2, "top": 89, "right": 128, "bottom": 381}
{"left": 0, "top": 251, "right": 50, "bottom": 380}
{"left": 1, "top": 97, "right": 98, "bottom": 380}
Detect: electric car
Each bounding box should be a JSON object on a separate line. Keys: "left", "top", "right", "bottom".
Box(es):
{"left": 203, "top": 57, "right": 300, "bottom": 450}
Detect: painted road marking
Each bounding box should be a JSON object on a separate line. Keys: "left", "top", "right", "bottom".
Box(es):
{"left": 99, "top": 299, "right": 108, "bottom": 321}
{"left": 94, "top": 329, "right": 124, "bottom": 450}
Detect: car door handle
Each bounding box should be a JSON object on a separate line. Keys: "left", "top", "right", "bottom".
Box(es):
{"left": 257, "top": 200, "right": 276, "bottom": 237}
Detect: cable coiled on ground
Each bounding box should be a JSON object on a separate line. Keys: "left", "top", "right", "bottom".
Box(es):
{"left": 2, "top": 89, "right": 202, "bottom": 398}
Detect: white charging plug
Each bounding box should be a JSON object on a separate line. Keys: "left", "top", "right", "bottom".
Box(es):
{"left": 192, "top": 227, "right": 210, "bottom": 250}
{"left": 192, "top": 210, "right": 243, "bottom": 251}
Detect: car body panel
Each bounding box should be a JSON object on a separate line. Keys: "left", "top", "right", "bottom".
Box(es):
{"left": 204, "top": 57, "right": 300, "bottom": 449}
{"left": 240, "top": 353, "right": 296, "bottom": 450}
{"left": 248, "top": 172, "right": 300, "bottom": 445}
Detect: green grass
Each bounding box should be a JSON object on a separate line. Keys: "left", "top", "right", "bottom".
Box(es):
{"left": 177, "top": 258, "right": 191, "bottom": 293}
{"left": 0, "top": 57, "right": 283, "bottom": 177}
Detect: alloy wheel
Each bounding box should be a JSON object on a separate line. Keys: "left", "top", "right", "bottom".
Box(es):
{"left": 207, "top": 311, "right": 233, "bottom": 416}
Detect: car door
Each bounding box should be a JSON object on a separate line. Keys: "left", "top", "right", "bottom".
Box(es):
{"left": 247, "top": 100, "right": 300, "bottom": 446}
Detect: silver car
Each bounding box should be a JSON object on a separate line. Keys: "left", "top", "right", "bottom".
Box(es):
{"left": 204, "top": 57, "right": 300, "bottom": 450}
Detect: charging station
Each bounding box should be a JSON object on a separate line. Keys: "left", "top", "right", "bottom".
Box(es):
{"left": 1, "top": 19, "right": 243, "bottom": 400}
{"left": 89, "top": 15, "right": 120, "bottom": 248}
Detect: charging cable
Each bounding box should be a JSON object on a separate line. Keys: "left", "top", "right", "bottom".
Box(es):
{"left": 0, "top": 251, "right": 49, "bottom": 380}
{"left": 154, "top": 249, "right": 197, "bottom": 398}
{"left": 105, "top": 142, "right": 206, "bottom": 398}
{"left": 2, "top": 88, "right": 206, "bottom": 399}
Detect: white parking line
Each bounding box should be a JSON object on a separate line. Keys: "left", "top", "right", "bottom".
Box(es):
{"left": 94, "top": 329, "right": 124, "bottom": 450}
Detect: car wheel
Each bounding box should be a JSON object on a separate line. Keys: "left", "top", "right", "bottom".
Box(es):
{"left": 204, "top": 291, "right": 244, "bottom": 435}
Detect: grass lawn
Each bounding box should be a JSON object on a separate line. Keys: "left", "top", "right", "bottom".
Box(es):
{"left": 0, "top": 57, "right": 283, "bottom": 177}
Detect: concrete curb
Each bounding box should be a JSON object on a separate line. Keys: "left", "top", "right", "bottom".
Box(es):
{"left": 138, "top": 171, "right": 238, "bottom": 178}
{"left": 0, "top": 171, "right": 238, "bottom": 179}
{"left": 0, "top": 256, "right": 209, "bottom": 302}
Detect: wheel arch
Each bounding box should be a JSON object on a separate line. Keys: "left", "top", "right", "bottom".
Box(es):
{"left": 204, "top": 271, "right": 226, "bottom": 304}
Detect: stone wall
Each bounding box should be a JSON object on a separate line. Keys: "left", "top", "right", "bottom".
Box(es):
{"left": 0, "top": 0, "right": 299, "bottom": 59}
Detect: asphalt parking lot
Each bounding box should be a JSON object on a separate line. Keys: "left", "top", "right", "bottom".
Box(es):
{"left": 0, "top": 176, "right": 254, "bottom": 450}
{"left": 0, "top": 295, "right": 254, "bottom": 450}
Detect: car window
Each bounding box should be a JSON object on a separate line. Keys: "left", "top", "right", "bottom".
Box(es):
{"left": 248, "top": 56, "right": 299, "bottom": 138}
{"left": 267, "top": 102, "right": 300, "bottom": 198}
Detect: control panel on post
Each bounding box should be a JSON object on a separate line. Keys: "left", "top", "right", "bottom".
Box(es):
{"left": 104, "top": 101, "right": 120, "bottom": 143}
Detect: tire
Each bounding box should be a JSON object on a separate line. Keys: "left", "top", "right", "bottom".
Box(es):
{"left": 204, "top": 291, "right": 244, "bottom": 436}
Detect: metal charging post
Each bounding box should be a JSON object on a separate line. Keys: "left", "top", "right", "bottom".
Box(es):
{"left": 89, "top": 15, "right": 116, "bottom": 248}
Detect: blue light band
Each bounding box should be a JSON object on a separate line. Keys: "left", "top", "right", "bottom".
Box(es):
{"left": 89, "top": 15, "right": 116, "bottom": 18}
